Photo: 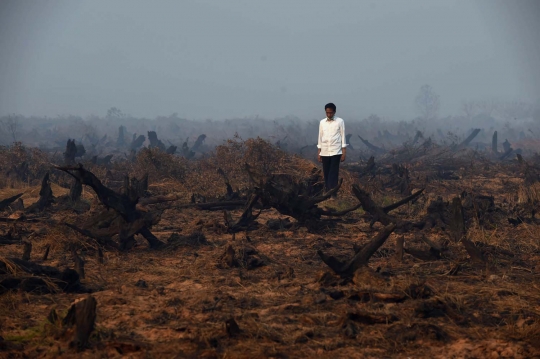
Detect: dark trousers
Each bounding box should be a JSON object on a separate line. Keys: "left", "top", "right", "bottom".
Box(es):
{"left": 321, "top": 154, "right": 341, "bottom": 193}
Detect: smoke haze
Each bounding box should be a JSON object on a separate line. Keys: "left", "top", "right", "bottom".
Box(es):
{"left": 1, "top": 0, "right": 539, "bottom": 121}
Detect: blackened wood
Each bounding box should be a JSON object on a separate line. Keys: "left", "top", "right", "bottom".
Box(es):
{"left": 64, "top": 139, "right": 77, "bottom": 165}
{"left": 491, "top": 131, "right": 498, "bottom": 154}
{"left": 138, "top": 227, "right": 165, "bottom": 249}
{"left": 358, "top": 135, "right": 386, "bottom": 154}
{"left": 70, "top": 177, "right": 82, "bottom": 202}
{"left": 0, "top": 257, "right": 80, "bottom": 292}
{"left": 56, "top": 165, "right": 138, "bottom": 222}
{"left": 42, "top": 244, "right": 50, "bottom": 261}
{"left": 22, "top": 241, "right": 32, "bottom": 261}
{"left": 457, "top": 128, "right": 481, "bottom": 148}
{"left": 461, "top": 238, "right": 486, "bottom": 263}
{"left": 27, "top": 173, "right": 54, "bottom": 212}
{"left": 0, "top": 193, "right": 23, "bottom": 211}
{"left": 318, "top": 224, "right": 396, "bottom": 277}
{"left": 449, "top": 197, "right": 465, "bottom": 242}
{"left": 383, "top": 189, "right": 424, "bottom": 213}
{"left": 62, "top": 295, "right": 97, "bottom": 350}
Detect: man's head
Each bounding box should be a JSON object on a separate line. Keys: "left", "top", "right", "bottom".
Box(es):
{"left": 325, "top": 103, "right": 336, "bottom": 119}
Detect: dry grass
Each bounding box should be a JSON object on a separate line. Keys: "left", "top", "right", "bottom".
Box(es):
{"left": 0, "top": 139, "right": 540, "bottom": 358}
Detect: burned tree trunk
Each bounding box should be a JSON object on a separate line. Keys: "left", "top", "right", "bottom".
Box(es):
{"left": 492, "top": 131, "right": 498, "bottom": 154}
{"left": 64, "top": 139, "right": 77, "bottom": 165}
{"left": 449, "top": 197, "right": 465, "bottom": 242}
{"left": 0, "top": 193, "right": 23, "bottom": 212}
{"left": 358, "top": 135, "right": 386, "bottom": 154}
{"left": 62, "top": 295, "right": 97, "bottom": 350}
{"left": 130, "top": 134, "right": 145, "bottom": 151}
{"left": 27, "top": 172, "right": 54, "bottom": 212}
{"left": 318, "top": 224, "right": 396, "bottom": 277}
{"left": 22, "top": 241, "right": 32, "bottom": 261}
{"left": 70, "top": 177, "right": 83, "bottom": 202}
{"left": 56, "top": 165, "right": 166, "bottom": 250}
{"left": 117, "top": 125, "right": 126, "bottom": 147}
{"left": 0, "top": 257, "right": 81, "bottom": 293}
{"left": 456, "top": 128, "right": 481, "bottom": 149}
{"left": 190, "top": 134, "right": 207, "bottom": 153}
{"left": 148, "top": 131, "right": 166, "bottom": 151}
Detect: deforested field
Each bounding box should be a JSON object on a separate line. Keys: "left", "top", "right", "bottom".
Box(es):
{"left": 0, "top": 129, "right": 539, "bottom": 358}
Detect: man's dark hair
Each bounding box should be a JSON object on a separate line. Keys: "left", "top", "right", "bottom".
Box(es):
{"left": 325, "top": 103, "right": 336, "bottom": 111}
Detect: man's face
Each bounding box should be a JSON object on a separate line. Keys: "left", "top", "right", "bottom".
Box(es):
{"left": 325, "top": 108, "right": 335, "bottom": 119}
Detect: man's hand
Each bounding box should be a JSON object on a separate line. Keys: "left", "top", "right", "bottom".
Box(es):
{"left": 341, "top": 148, "right": 346, "bottom": 162}
{"left": 318, "top": 155, "right": 322, "bottom": 163}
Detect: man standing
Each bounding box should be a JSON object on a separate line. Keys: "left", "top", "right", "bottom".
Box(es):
{"left": 317, "top": 103, "right": 347, "bottom": 198}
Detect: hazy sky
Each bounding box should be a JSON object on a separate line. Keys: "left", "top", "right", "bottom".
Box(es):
{"left": 0, "top": 0, "right": 539, "bottom": 120}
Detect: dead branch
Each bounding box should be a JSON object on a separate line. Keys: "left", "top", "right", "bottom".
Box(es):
{"left": 318, "top": 224, "right": 396, "bottom": 277}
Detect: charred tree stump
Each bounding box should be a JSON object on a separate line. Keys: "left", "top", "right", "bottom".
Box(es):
{"left": 62, "top": 295, "right": 97, "bottom": 350}
{"left": 318, "top": 224, "right": 396, "bottom": 277}
{"left": 190, "top": 134, "right": 207, "bottom": 153}
{"left": 148, "top": 131, "right": 166, "bottom": 151}
{"left": 492, "top": 131, "right": 498, "bottom": 154}
{"left": 64, "top": 139, "right": 77, "bottom": 165}
{"left": 461, "top": 238, "right": 485, "bottom": 263}
{"left": 22, "top": 241, "right": 32, "bottom": 261}
{"left": 27, "top": 172, "right": 54, "bottom": 212}
{"left": 449, "top": 197, "right": 465, "bottom": 242}
{"left": 117, "top": 125, "right": 126, "bottom": 147}
{"left": 166, "top": 145, "right": 177, "bottom": 154}
{"left": 70, "top": 177, "right": 83, "bottom": 202}
{"left": 130, "top": 135, "right": 145, "bottom": 151}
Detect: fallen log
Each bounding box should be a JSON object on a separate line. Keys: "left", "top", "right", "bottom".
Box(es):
{"left": 56, "top": 165, "right": 138, "bottom": 222}
{"left": 456, "top": 128, "right": 481, "bottom": 149}
{"left": 461, "top": 238, "right": 485, "bottom": 263}
{"left": 318, "top": 224, "right": 396, "bottom": 277}
{"left": 358, "top": 135, "right": 386, "bottom": 154}
{"left": 0, "top": 257, "right": 81, "bottom": 293}
{"left": 0, "top": 193, "right": 24, "bottom": 212}
{"left": 382, "top": 189, "right": 424, "bottom": 213}
{"left": 247, "top": 167, "right": 358, "bottom": 229}
{"left": 224, "top": 194, "right": 261, "bottom": 235}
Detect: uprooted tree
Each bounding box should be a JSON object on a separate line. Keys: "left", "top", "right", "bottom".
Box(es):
{"left": 55, "top": 164, "right": 169, "bottom": 250}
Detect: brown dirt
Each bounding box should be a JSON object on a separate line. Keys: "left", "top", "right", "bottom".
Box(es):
{"left": 1, "top": 141, "right": 540, "bottom": 358}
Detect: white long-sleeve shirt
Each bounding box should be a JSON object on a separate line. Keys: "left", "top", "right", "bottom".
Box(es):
{"left": 317, "top": 117, "right": 347, "bottom": 156}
